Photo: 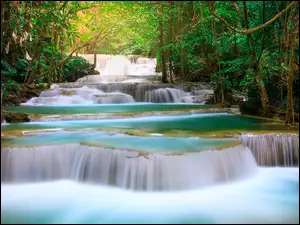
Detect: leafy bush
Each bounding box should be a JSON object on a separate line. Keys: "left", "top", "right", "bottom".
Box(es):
{"left": 64, "top": 56, "right": 93, "bottom": 81}
{"left": 1, "top": 60, "right": 17, "bottom": 77}
{"left": 15, "top": 58, "right": 30, "bottom": 82}
{"left": 66, "top": 56, "right": 92, "bottom": 74}
{"left": 1, "top": 79, "right": 20, "bottom": 97}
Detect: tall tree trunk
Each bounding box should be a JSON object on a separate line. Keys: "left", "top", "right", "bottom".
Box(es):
{"left": 169, "top": 57, "right": 174, "bottom": 84}
{"left": 1, "top": 1, "right": 5, "bottom": 53}
{"left": 179, "top": 2, "right": 185, "bottom": 79}
{"left": 58, "top": 34, "right": 65, "bottom": 83}
{"left": 167, "top": 3, "right": 174, "bottom": 83}
{"left": 243, "top": 1, "right": 269, "bottom": 115}
{"left": 285, "top": 4, "right": 297, "bottom": 125}
{"left": 159, "top": 5, "right": 168, "bottom": 83}
{"left": 167, "top": 48, "right": 174, "bottom": 83}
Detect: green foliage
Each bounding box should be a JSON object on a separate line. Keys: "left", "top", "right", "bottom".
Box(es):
{"left": 1, "top": 60, "right": 17, "bottom": 77}
{"left": 1, "top": 79, "right": 20, "bottom": 97}
{"left": 1, "top": 0, "right": 298, "bottom": 112}
{"left": 64, "top": 56, "right": 92, "bottom": 80}
{"left": 15, "top": 59, "right": 29, "bottom": 79}
{"left": 35, "top": 83, "right": 47, "bottom": 88}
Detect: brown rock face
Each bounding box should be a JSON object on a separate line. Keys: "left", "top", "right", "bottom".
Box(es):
{"left": 2, "top": 84, "right": 44, "bottom": 106}
{"left": 2, "top": 111, "right": 30, "bottom": 123}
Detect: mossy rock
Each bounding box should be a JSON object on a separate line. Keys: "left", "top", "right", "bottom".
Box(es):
{"left": 2, "top": 111, "right": 31, "bottom": 123}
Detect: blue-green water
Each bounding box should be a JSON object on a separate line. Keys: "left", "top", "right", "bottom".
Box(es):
{"left": 2, "top": 101, "right": 299, "bottom": 224}
{"left": 1, "top": 113, "right": 290, "bottom": 134}
{"left": 5, "top": 103, "right": 213, "bottom": 115}
{"left": 2, "top": 131, "right": 239, "bottom": 152}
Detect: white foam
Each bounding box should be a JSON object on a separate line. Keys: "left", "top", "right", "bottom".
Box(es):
{"left": 1, "top": 167, "right": 298, "bottom": 224}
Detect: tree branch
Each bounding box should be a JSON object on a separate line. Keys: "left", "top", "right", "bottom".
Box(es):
{"left": 208, "top": 1, "right": 297, "bottom": 35}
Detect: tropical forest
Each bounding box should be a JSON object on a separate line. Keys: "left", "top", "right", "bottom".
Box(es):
{"left": 1, "top": 1, "right": 299, "bottom": 224}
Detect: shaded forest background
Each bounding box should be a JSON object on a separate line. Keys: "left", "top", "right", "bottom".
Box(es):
{"left": 1, "top": 1, "right": 299, "bottom": 124}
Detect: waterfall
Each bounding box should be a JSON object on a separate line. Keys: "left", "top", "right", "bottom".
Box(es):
{"left": 1, "top": 144, "right": 257, "bottom": 191}
{"left": 22, "top": 83, "right": 214, "bottom": 105}
{"left": 78, "top": 54, "right": 111, "bottom": 74}
{"left": 240, "top": 133, "right": 299, "bottom": 166}
{"left": 102, "top": 56, "right": 131, "bottom": 75}
{"left": 77, "top": 75, "right": 129, "bottom": 83}
{"left": 78, "top": 54, "right": 160, "bottom": 76}
{"left": 144, "top": 88, "right": 191, "bottom": 103}
{"left": 122, "top": 78, "right": 151, "bottom": 83}
{"left": 22, "top": 86, "right": 135, "bottom": 105}
{"left": 77, "top": 75, "right": 151, "bottom": 83}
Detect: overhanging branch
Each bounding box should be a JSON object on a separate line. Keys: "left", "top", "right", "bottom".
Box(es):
{"left": 208, "top": 1, "right": 297, "bottom": 35}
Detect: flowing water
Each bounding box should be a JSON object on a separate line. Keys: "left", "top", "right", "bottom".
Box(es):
{"left": 1, "top": 55, "right": 299, "bottom": 223}
{"left": 79, "top": 54, "right": 159, "bottom": 76}
{"left": 2, "top": 168, "right": 298, "bottom": 224}
{"left": 240, "top": 134, "right": 299, "bottom": 167}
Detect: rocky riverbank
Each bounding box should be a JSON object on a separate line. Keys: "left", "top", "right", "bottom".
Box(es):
{"left": 1, "top": 83, "right": 45, "bottom": 107}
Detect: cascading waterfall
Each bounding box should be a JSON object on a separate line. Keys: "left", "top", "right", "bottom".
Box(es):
{"left": 58, "top": 83, "right": 213, "bottom": 99}
{"left": 2, "top": 48, "right": 299, "bottom": 225}
{"left": 102, "top": 56, "right": 131, "bottom": 75}
{"left": 21, "top": 53, "right": 215, "bottom": 105}
{"left": 129, "top": 57, "right": 158, "bottom": 76}
{"left": 71, "top": 54, "right": 203, "bottom": 103}
{"left": 1, "top": 144, "right": 257, "bottom": 191}
{"left": 240, "top": 133, "right": 299, "bottom": 166}
{"left": 144, "top": 88, "right": 197, "bottom": 103}
{"left": 77, "top": 75, "right": 152, "bottom": 83}
{"left": 78, "top": 54, "right": 111, "bottom": 73}
{"left": 22, "top": 82, "right": 213, "bottom": 105}
{"left": 22, "top": 86, "right": 135, "bottom": 105}
{"left": 79, "top": 54, "right": 160, "bottom": 76}
{"left": 76, "top": 75, "right": 129, "bottom": 83}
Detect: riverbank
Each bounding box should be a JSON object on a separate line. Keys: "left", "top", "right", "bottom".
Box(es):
{"left": 1, "top": 83, "right": 45, "bottom": 107}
